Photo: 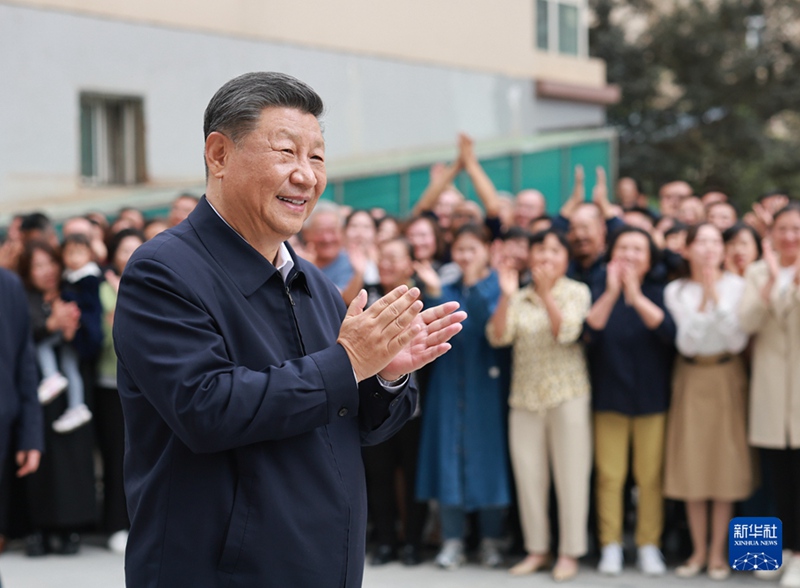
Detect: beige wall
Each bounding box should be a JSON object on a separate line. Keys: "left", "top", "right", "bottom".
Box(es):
{"left": 6, "top": 0, "right": 606, "bottom": 86}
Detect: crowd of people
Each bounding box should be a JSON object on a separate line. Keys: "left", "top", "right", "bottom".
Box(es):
{"left": 0, "top": 194, "right": 197, "bottom": 557}
{"left": 1, "top": 131, "right": 799, "bottom": 585}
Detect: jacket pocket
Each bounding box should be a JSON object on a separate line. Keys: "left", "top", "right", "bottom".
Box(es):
{"left": 218, "top": 477, "right": 250, "bottom": 575}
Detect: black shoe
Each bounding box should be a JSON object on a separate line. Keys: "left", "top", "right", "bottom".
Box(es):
{"left": 400, "top": 544, "right": 422, "bottom": 566}
{"left": 369, "top": 544, "right": 396, "bottom": 566}
{"left": 58, "top": 532, "right": 81, "bottom": 555}
{"left": 25, "top": 532, "right": 47, "bottom": 557}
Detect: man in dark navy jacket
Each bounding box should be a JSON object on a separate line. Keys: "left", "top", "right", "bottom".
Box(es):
{"left": 0, "top": 267, "right": 43, "bottom": 503}
{"left": 113, "top": 72, "right": 464, "bottom": 588}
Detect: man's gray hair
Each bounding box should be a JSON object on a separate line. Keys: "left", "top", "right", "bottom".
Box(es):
{"left": 304, "top": 200, "right": 342, "bottom": 231}
{"left": 203, "top": 72, "right": 324, "bottom": 144}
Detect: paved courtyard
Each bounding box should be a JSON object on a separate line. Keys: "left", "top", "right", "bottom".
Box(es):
{"left": 0, "top": 540, "right": 771, "bottom": 587}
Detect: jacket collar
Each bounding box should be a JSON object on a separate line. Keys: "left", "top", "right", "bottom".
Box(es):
{"left": 188, "top": 196, "right": 310, "bottom": 298}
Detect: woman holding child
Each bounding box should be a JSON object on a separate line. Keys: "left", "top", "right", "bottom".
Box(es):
{"left": 16, "top": 240, "right": 96, "bottom": 556}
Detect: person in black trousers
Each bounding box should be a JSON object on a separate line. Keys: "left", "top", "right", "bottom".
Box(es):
{"left": 362, "top": 237, "right": 429, "bottom": 566}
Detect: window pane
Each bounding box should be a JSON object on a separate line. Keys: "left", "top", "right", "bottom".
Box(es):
{"left": 80, "top": 101, "right": 95, "bottom": 179}
{"left": 558, "top": 2, "right": 579, "bottom": 55}
{"left": 106, "top": 101, "right": 122, "bottom": 184}
{"left": 79, "top": 93, "right": 145, "bottom": 185}
{"left": 536, "top": 0, "right": 549, "bottom": 50}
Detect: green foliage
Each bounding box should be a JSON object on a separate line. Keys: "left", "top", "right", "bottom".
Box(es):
{"left": 590, "top": 0, "right": 800, "bottom": 206}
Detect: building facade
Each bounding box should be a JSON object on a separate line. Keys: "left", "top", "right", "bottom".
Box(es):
{"left": 0, "top": 0, "right": 618, "bottom": 222}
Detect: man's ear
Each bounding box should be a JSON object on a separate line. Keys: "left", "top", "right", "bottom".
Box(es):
{"left": 205, "top": 132, "right": 231, "bottom": 179}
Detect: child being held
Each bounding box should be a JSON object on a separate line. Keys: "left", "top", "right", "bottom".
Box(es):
{"left": 48, "top": 234, "right": 103, "bottom": 433}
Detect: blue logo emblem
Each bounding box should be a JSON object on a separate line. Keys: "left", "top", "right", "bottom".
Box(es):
{"left": 729, "top": 517, "right": 782, "bottom": 571}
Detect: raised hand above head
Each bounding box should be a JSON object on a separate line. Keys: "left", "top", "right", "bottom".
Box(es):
{"left": 458, "top": 133, "right": 476, "bottom": 165}
{"left": 560, "top": 165, "right": 585, "bottom": 220}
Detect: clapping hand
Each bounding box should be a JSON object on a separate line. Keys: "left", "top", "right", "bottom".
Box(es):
{"left": 699, "top": 265, "right": 719, "bottom": 311}
{"left": 592, "top": 167, "right": 610, "bottom": 212}
{"left": 498, "top": 261, "right": 520, "bottom": 297}
{"left": 105, "top": 268, "right": 121, "bottom": 293}
{"left": 605, "top": 260, "right": 623, "bottom": 298}
{"left": 49, "top": 298, "right": 81, "bottom": 341}
{"left": 347, "top": 244, "right": 369, "bottom": 277}
{"left": 592, "top": 166, "right": 621, "bottom": 219}
{"left": 458, "top": 133, "right": 476, "bottom": 167}
{"left": 560, "top": 165, "right": 585, "bottom": 220}
{"left": 380, "top": 301, "right": 467, "bottom": 381}
{"left": 762, "top": 238, "right": 779, "bottom": 281}
{"left": 412, "top": 260, "right": 442, "bottom": 297}
{"left": 532, "top": 265, "right": 557, "bottom": 296}
{"left": 620, "top": 263, "right": 642, "bottom": 306}
{"left": 337, "top": 286, "right": 466, "bottom": 382}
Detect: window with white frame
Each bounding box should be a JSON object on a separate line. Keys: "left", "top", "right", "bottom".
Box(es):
{"left": 80, "top": 93, "right": 146, "bottom": 185}
{"left": 535, "top": 0, "right": 588, "bottom": 57}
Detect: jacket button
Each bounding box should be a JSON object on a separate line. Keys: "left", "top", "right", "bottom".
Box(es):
{"left": 373, "top": 392, "right": 382, "bottom": 399}
{"left": 338, "top": 407, "right": 348, "bottom": 417}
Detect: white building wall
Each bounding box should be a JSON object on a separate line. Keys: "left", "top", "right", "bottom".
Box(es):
{"left": 0, "top": 3, "right": 604, "bottom": 216}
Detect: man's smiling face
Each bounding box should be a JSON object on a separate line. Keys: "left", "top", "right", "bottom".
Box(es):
{"left": 214, "top": 106, "right": 327, "bottom": 250}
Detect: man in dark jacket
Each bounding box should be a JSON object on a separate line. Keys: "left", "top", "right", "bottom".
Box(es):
{"left": 0, "top": 268, "right": 43, "bottom": 476}
{"left": 0, "top": 267, "right": 44, "bottom": 582}
{"left": 113, "top": 72, "right": 464, "bottom": 588}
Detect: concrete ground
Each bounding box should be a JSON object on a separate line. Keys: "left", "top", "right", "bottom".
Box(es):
{"left": 0, "top": 539, "right": 771, "bottom": 587}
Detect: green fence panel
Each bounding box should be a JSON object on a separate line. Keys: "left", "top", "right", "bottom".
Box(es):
{"left": 520, "top": 150, "right": 562, "bottom": 214}
{"left": 408, "top": 167, "right": 433, "bottom": 214}
{"left": 330, "top": 135, "right": 612, "bottom": 218}
{"left": 342, "top": 174, "right": 402, "bottom": 213}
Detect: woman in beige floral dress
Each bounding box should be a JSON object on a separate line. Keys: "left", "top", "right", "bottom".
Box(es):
{"left": 487, "top": 228, "right": 592, "bottom": 582}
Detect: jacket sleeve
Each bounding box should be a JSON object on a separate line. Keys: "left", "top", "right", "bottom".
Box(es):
{"left": 13, "top": 278, "right": 44, "bottom": 452}
{"left": 358, "top": 376, "right": 417, "bottom": 446}
{"left": 114, "top": 257, "right": 364, "bottom": 454}
{"left": 71, "top": 276, "right": 104, "bottom": 361}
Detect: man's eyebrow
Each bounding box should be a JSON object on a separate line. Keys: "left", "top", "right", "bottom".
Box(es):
{"left": 274, "top": 128, "right": 325, "bottom": 149}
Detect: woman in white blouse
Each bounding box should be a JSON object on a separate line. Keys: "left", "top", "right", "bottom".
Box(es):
{"left": 663, "top": 222, "right": 754, "bottom": 581}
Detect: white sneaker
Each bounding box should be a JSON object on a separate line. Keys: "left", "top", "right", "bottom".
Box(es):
{"left": 436, "top": 539, "right": 465, "bottom": 570}
{"left": 52, "top": 403, "right": 92, "bottom": 433}
{"left": 479, "top": 538, "right": 503, "bottom": 568}
{"left": 38, "top": 373, "right": 68, "bottom": 405}
{"left": 107, "top": 530, "right": 128, "bottom": 554}
{"left": 598, "top": 543, "right": 623, "bottom": 575}
{"left": 637, "top": 544, "right": 666, "bottom": 576}
{"left": 781, "top": 555, "right": 800, "bottom": 588}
